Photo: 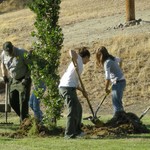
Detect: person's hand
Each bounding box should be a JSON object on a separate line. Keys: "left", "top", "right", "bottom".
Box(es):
{"left": 22, "top": 78, "right": 28, "bottom": 85}
{"left": 105, "top": 88, "right": 110, "bottom": 94}
{"left": 3, "top": 76, "right": 9, "bottom": 83}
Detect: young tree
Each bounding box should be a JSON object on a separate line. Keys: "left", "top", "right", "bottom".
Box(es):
{"left": 28, "top": 0, "right": 64, "bottom": 126}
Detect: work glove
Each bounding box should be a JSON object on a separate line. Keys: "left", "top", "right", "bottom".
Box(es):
{"left": 3, "top": 76, "right": 9, "bottom": 83}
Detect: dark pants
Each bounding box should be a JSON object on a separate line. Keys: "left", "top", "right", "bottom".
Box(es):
{"left": 9, "top": 77, "right": 31, "bottom": 121}
{"left": 59, "top": 87, "right": 82, "bottom": 138}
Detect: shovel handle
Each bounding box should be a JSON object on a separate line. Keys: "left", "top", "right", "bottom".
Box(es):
{"left": 5, "top": 83, "right": 9, "bottom": 123}
{"left": 94, "top": 84, "right": 112, "bottom": 117}
{"left": 94, "top": 93, "right": 108, "bottom": 117}
{"left": 72, "top": 59, "right": 95, "bottom": 117}
{"left": 139, "top": 106, "right": 150, "bottom": 120}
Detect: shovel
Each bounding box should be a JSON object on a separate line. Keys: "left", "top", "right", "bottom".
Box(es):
{"left": 94, "top": 84, "right": 112, "bottom": 118}
{"left": 72, "top": 59, "right": 103, "bottom": 126}
{"left": 94, "top": 91, "right": 110, "bottom": 118}
{"left": 0, "top": 83, "right": 13, "bottom": 125}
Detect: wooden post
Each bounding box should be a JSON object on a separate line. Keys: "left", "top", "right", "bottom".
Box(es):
{"left": 126, "top": 0, "right": 135, "bottom": 21}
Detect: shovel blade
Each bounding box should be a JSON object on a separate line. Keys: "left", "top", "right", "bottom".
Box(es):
{"left": 83, "top": 116, "right": 104, "bottom": 127}
{"left": 91, "top": 117, "right": 104, "bottom": 127}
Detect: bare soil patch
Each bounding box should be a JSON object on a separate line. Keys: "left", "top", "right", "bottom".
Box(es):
{"left": 0, "top": 112, "right": 149, "bottom": 139}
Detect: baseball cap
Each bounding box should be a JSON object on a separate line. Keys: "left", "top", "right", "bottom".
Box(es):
{"left": 3, "top": 41, "right": 13, "bottom": 56}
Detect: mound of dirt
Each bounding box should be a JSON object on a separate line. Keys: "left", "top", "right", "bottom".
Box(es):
{"left": 82, "top": 112, "right": 150, "bottom": 138}
{"left": 17, "top": 118, "right": 64, "bottom": 138}
{"left": 0, "top": 112, "right": 149, "bottom": 139}
{"left": 0, "top": 118, "right": 64, "bottom": 138}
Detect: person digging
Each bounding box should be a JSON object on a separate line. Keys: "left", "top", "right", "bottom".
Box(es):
{"left": 1, "top": 41, "right": 31, "bottom": 122}
{"left": 95, "top": 46, "right": 126, "bottom": 125}
{"left": 58, "top": 47, "right": 90, "bottom": 139}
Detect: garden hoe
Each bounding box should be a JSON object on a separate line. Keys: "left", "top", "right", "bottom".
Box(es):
{"left": 0, "top": 83, "right": 13, "bottom": 125}
{"left": 72, "top": 59, "right": 103, "bottom": 127}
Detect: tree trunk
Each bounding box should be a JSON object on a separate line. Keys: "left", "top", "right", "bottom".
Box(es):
{"left": 126, "top": 0, "right": 135, "bottom": 21}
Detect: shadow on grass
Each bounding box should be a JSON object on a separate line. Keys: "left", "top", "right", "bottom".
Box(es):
{"left": 0, "top": 123, "right": 20, "bottom": 131}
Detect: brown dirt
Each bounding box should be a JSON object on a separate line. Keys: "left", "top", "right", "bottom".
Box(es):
{"left": 0, "top": 112, "right": 149, "bottom": 139}
{"left": 0, "top": 118, "right": 64, "bottom": 138}
{"left": 82, "top": 112, "right": 150, "bottom": 138}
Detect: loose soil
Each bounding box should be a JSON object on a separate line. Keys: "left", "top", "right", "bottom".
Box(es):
{"left": 0, "top": 112, "right": 149, "bottom": 139}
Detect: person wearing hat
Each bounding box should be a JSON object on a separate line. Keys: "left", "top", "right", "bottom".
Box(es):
{"left": 1, "top": 41, "right": 31, "bottom": 121}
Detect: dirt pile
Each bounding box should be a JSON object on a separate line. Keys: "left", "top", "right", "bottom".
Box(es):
{"left": 0, "top": 118, "right": 64, "bottom": 138}
{"left": 16, "top": 118, "right": 64, "bottom": 138}
{"left": 82, "top": 112, "right": 150, "bottom": 138}
{"left": 0, "top": 112, "right": 149, "bottom": 139}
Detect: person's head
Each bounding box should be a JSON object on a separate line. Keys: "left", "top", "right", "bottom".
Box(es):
{"left": 78, "top": 47, "right": 90, "bottom": 64}
{"left": 3, "top": 41, "right": 14, "bottom": 56}
{"left": 96, "top": 46, "right": 114, "bottom": 67}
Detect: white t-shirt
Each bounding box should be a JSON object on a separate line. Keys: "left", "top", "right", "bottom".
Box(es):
{"left": 59, "top": 55, "right": 83, "bottom": 88}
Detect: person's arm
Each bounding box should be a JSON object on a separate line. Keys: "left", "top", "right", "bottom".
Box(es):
{"left": 1, "top": 63, "right": 8, "bottom": 77}
{"left": 69, "top": 50, "right": 78, "bottom": 67}
{"left": 116, "top": 57, "right": 122, "bottom": 69}
{"left": 104, "top": 60, "right": 111, "bottom": 94}
{"left": 77, "top": 85, "right": 88, "bottom": 99}
{"left": 105, "top": 79, "right": 110, "bottom": 94}
{"left": 1, "top": 62, "right": 9, "bottom": 83}
{"left": 119, "top": 59, "right": 122, "bottom": 69}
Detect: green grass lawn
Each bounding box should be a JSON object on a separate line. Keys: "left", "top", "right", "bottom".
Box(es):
{"left": 0, "top": 114, "right": 150, "bottom": 150}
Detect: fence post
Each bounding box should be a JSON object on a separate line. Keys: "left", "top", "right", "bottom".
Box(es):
{"left": 126, "top": 0, "right": 135, "bottom": 21}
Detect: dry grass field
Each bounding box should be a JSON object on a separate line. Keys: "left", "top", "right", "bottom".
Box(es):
{"left": 0, "top": 0, "right": 150, "bottom": 117}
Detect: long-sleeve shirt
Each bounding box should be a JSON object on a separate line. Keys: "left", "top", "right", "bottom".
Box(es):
{"left": 104, "top": 57, "right": 125, "bottom": 83}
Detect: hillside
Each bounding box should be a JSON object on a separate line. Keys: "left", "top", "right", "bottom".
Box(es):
{"left": 0, "top": 0, "right": 150, "bottom": 116}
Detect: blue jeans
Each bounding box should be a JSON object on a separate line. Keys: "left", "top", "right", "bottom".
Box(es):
{"left": 29, "top": 81, "right": 46, "bottom": 122}
{"left": 112, "top": 80, "right": 126, "bottom": 113}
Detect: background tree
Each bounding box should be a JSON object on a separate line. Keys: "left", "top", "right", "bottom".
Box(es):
{"left": 126, "top": 0, "right": 135, "bottom": 21}
{"left": 28, "top": 0, "right": 64, "bottom": 127}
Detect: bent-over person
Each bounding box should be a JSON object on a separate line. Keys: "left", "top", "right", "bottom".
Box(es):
{"left": 1, "top": 41, "right": 31, "bottom": 121}
{"left": 95, "top": 46, "right": 126, "bottom": 121}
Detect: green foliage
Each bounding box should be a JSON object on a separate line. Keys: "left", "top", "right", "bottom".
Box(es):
{"left": 28, "top": 0, "right": 64, "bottom": 126}
{"left": 28, "top": 119, "right": 39, "bottom": 136}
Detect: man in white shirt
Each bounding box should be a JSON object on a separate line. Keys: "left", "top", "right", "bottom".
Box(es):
{"left": 59, "top": 47, "right": 90, "bottom": 139}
